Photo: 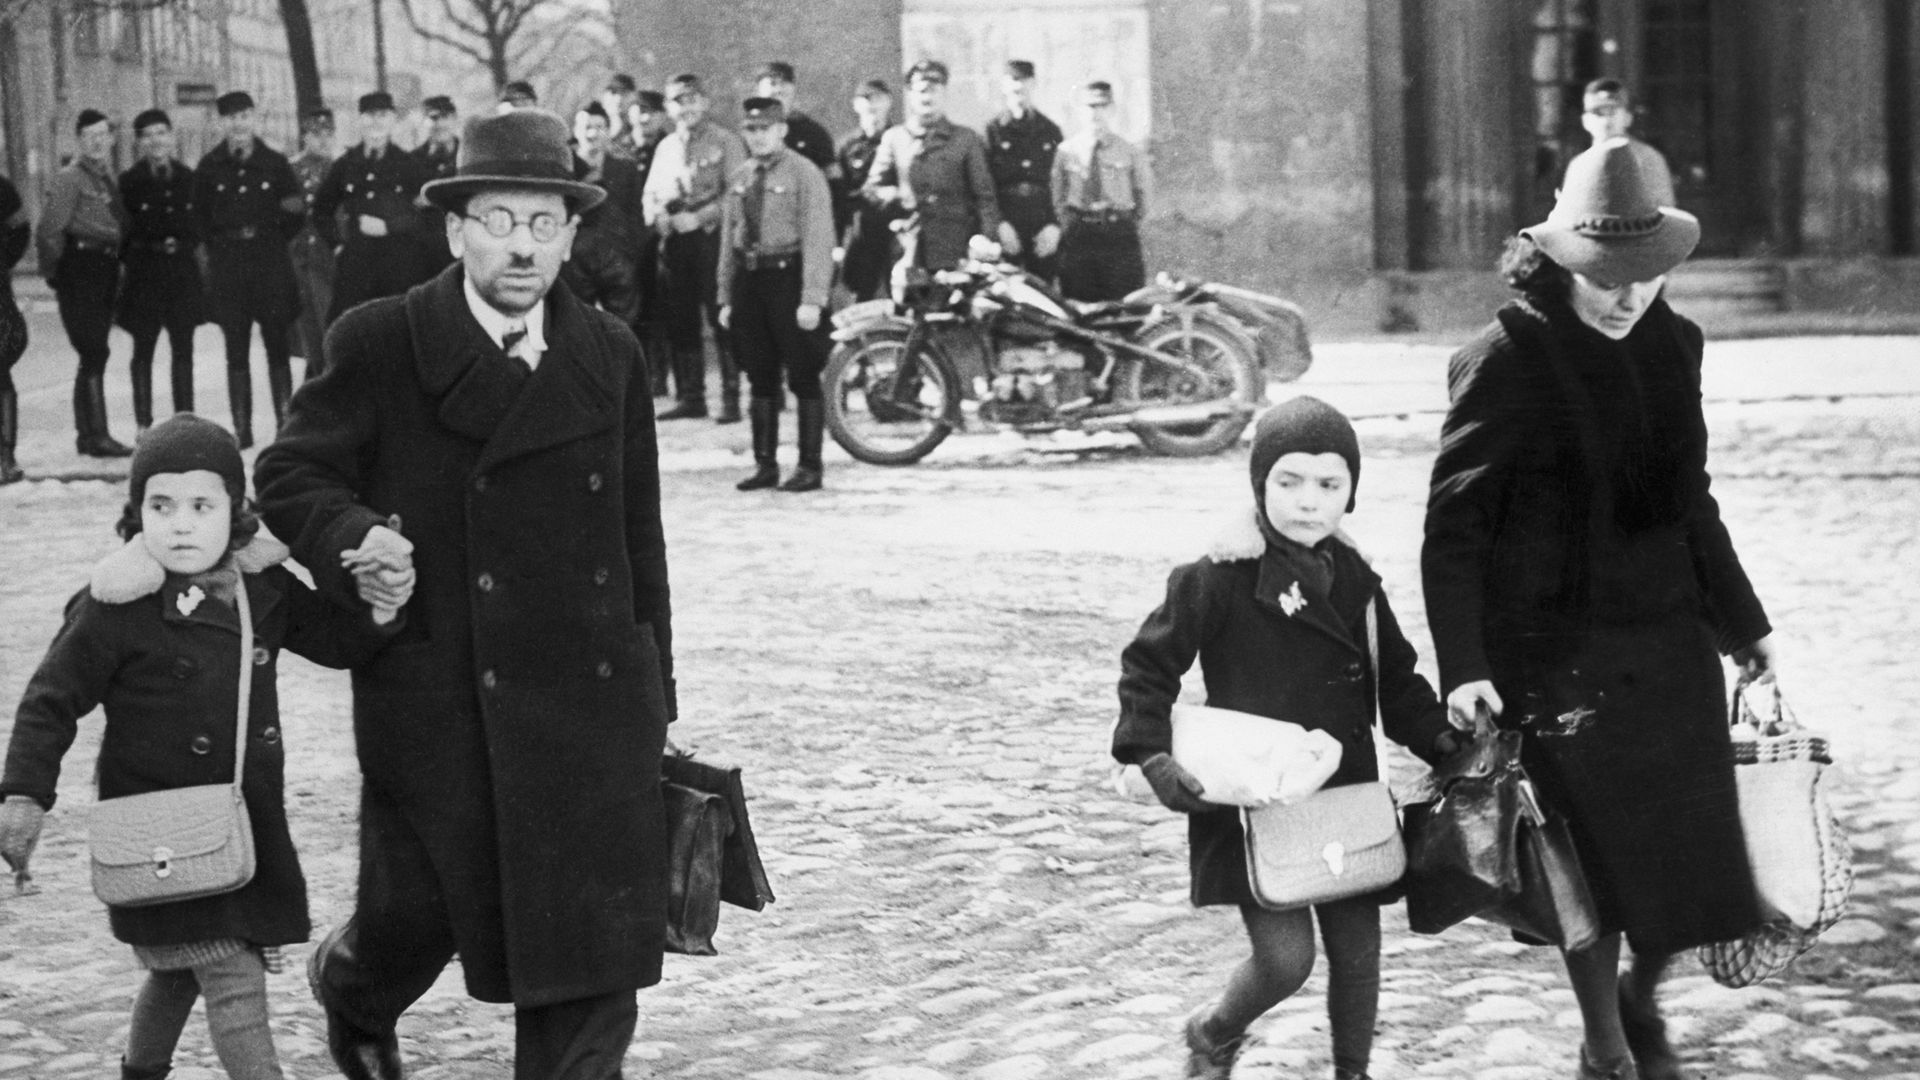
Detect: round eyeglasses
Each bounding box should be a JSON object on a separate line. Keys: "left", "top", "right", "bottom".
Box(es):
{"left": 463, "top": 207, "right": 569, "bottom": 243}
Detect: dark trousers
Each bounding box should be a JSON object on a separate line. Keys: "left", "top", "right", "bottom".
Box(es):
{"left": 839, "top": 210, "right": 897, "bottom": 302}
{"left": 0, "top": 289, "right": 25, "bottom": 393}
{"left": 998, "top": 190, "right": 1058, "bottom": 282}
{"left": 659, "top": 228, "right": 736, "bottom": 400}
{"left": 327, "top": 234, "right": 422, "bottom": 325}
{"left": 130, "top": 321, "right": 197, "bottom": 417}
{"left": 289, "top": 233, "right": 335, "bottom": 377}
{"left": 55, "top": 248, "right": 119, "bottom": 377}
{"left": 731, "top": 263, "right": 828, "bottom": 402}
{"left": 317, "top": 786, "right": 640, "bottom": 1080}
{"left": 1057, "top": 219, "right": 1145, "bottom": 302}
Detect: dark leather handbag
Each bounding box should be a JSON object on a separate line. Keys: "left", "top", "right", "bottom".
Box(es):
{"left": 659, "top": 753, "right": 774, "bottom": 956}
{"left": 1480, "top": 782, "right": 1600, "bottom": 951}
{"left": 1401, "top": 722, "right": 1525, "bottom": 934}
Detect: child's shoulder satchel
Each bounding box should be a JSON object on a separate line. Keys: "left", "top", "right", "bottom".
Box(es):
{"left": 1240, "top": 598, "right": 1406, "bottom": 909}
{"left": 90, "top": 580, "right": 257, "bottom": 907}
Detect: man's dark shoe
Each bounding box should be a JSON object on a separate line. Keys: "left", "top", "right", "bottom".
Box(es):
{"left": 657, "top": 399, "right": 708, "bottom": 421}
{"left": 776, "top": 466, "right": 821, "bottom": 492}
{"left": 1619, "top": 982, "right": 1683, "bottom": 1080}
{"left": 309, "top": 924, "right": 404, "bottom": 1080}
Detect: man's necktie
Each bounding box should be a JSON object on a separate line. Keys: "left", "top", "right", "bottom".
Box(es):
{"left": 502, "top": 327, "right": 533, "bottom": 374}
{"left": 743, "top": 161, "right": 768, "bottom": 249}
{"left": 1084, "top": 141, "right": 1104, "bottom": 206}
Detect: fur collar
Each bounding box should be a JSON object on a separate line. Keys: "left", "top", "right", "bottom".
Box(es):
{"left": 89, "top": 534, "right": 290, "bottom": 604}
{"left": 1204, "top": 509, "right": 1369, "bottom": 564}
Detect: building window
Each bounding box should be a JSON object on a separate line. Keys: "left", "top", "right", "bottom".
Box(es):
{"left": 1640, "top": 0, "right": 1711, "bottom": 187}
{"left": 73, "top": 6, "right": 103, "bottom": 55}
{"left": 1528, "top": 0, "right": 1599, "bottom": 184}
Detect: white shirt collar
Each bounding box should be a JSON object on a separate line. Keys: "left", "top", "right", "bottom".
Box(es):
{"left": 463, "top": 273, "right": 547, "bottom": 368}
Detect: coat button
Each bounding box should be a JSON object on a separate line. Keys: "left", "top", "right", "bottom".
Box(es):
{"left": 587, "top": 472, "right": 604, "bottom": 492}
{"left": 481, "top": 669, "right": 498, "bottom": 689}
{"left": 190, "top": 735, "right": 212, "bottom": 755}
{"left": 477, "top": 572, "right": 495, "bottom": 593}
{"left": 592, "top": 567, "right": 609, "bottom": 586}
{"left": 1343, "top": 662, "right": 1365, "bottom": 682}
{"left": 253, "top": 647, "right": 271, "bottom": 666}
{"left": 173, "top": 657, "right": 198, "bottom": 679}
{"left": 261, "top": 726, "right": 280, "bottom": 744}
{"left": 596, "top": 661, "right": 613, "bottom": 679}
{"left": 474, "top": 474, "right": 488, "bottom": 492}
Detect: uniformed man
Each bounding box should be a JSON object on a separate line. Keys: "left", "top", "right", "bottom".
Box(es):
{"left": 118, "top": 108, "right": 207, "bottom": 431}
{"left": 498, "top": 80, "right": 538, "bottom": 113}
{"left": 718, "top": 98, "right": 835, "bottom": 494}
{"left": 753, "top": 62, "right": 837, "bottom": 172}
{"left": 561, "top": 102, "right": 643, "bottom": 327}
{"left": 642, "top": 73, "right": 746, "bottom": 422}
{"left": 627, "top": 90, "right": 673, "bottom": 397}
{"left": 834, "top": 80, "right": 899, "bottom": 301}
{"left": 1577, "top": 78, "right": 1676, "bottom": 206}
{"left": 314, "top": 92, "right": 428, "bottom": 325}
{"left": 37, "top": 108, "right": 132, "bottom": 457}
{"left": 985, "top": 60, "right": 1063, "bottom": 281}
{"left": 416, "top": 95, "right": 461, "bottom": 276}
{"left": 193, "top": 90, "right": 305, "bottom": 447}
{"left": 1052, "top": 80, "right": 1151, "bottom": 302}
{"left": 602, "top": 74, "right": 640, "bottom": 158}
{"left": 289, "top": 106, "right": 338, "bottom": 375}
{"left": 863, "top": 60, "right": 1008, "bottom": 273}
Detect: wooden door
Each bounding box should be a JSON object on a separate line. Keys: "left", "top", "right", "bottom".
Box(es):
{"left": 1632, "top": 0, "right": 1763, "bottom": 253}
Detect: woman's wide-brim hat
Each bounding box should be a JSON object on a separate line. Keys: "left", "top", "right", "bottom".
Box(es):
{"left": 1521, "top": 138, "right": 1699, "bottom": 284}
{"left": 421, "top": 108, "right": 605, "bottom": 213}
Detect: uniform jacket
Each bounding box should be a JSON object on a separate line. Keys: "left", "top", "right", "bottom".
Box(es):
{"left": 1052, "top": 130, "right": 1151, "bottom": 221}
{"left": 416, "top": 140, "right": 460, "bottom": 272}
{"left": 832, "top": 126, "right": 886, "bottom": 235}
{"left": 642, "top": 121, "right": 747, "bottom": 233}
{"left": 253, "top": 265, "right": 675, "bottom": 1007}
{"left": 118, "top": 158, "right": 207, "bottom": 330}
{"left": 193, "top": 139, "right": 303, "bottom": 326}
{"left": 563, "top": 154, "right": 644, "bottom": 326}
{"left": 0, "top": 535, "right": 397, "bottom": 949}
{"left": 863, "top": 118, "right": 1002, "bottom": 271}
{"left": 717, "top": 147, "right": 836, "bottom": 309}
{"left": 782, "top": 110, "right": 838, "bottom": 173}
{"left": 36, "top": 157, "right": 126, "bottom": 269}
{"left": 1115, "top": 513, "right": 1454, "bottom": 907}
{"left": 312, "top": 143, "right": 426, "bottom": 247}
{"left": 985, "top": 110, "right": 1062, "bottom": 199}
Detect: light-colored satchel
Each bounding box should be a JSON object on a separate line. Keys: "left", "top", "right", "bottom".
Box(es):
{"left": 90, "top": 578, "right": 257, "bottom": 907}
{"left": 1240, "top": 599, "right": 1408, "bottom": 909}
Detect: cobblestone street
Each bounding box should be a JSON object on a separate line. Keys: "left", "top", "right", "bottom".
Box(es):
{"left": 2, "top": 330, "right": 1919, "bottom": 1079}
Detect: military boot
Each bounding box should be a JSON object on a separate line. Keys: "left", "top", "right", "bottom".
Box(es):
{"left": 79, "top": 374, "right": 133, "bottom": 458}
{"left": 778, "top": 398, "right": 824, "bottom": 492}
{"left": 714, "top": 334, "right": 741, "bottom": 424}
{"left": 0, "top": 386, "right": 24, "bottom": 484}
{"left": 228, "top": 364, "right": 255, "bottom": 450}
{"left": 736, "top": 398, "right": 781, "bottom": 490}
{"left": 268, "top": 358, "right": 294, "bottom": 433}
{"left": 657, "top": 344, "right": 709, "bottom": 420}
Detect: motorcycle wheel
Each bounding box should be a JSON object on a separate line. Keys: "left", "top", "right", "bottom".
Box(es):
{"left": 822, "top": 330, "right": 959, "bottom": 466}
{"left": 1119, "top": 313, "right": 1262, "bottom": 458}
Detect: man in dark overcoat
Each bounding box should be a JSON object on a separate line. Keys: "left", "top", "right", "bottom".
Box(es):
{"left": 984, "top": 60, "right": 1063, "bottom": 281}
{"left": 290, "top": 108, "right": 340, "bottom": 377}
{"left": 118, "top": 109, "right": 208, "bottom": 431}
{"left": 194, "top": 91, "right": 305, "bottom": 447}
{"left": 254, "top": 108, "right": 676, "bottom": 1080}
{"left": 863, "top": 60, "right": 1009, "bottom": 273}
{"left": 314, "top": 92, "right": 429, "bottom": 325}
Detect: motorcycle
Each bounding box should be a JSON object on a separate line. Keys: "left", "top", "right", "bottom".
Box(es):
{"left": 1123, "top": 273, "right": 1314, "bottom": 383}
{"left": 825, "top": 239, "right": 1266, "bottom": 464}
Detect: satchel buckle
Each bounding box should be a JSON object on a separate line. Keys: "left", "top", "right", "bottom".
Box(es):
{"left": 153, "top": 847, "right": 174, "bottom": 879}
{"left": 1321, "top": 841, "right": 1346, "bottom": 876}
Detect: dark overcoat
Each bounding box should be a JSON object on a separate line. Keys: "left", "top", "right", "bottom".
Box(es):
{"left": 193, "top": 140, "right": 303, "bottom": 328}
{"left": 0, "top": 539, "right": 395, "bottom": 949}
{"left": 253, "top": 265, "right": 675, "bottom": 1007}
{"left": 1422, "top": 298, "right": 1771, "bottom": 953}
{"left": 117, "top": 158, "right": 207, "bottom": 331}
{"left": 1115, "top": 514, "right": 1455, "bottom": 907}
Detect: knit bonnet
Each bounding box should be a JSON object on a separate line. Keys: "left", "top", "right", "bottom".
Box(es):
{"left": 129, "top": 413, "right": 246, "bottom": 508}
{"left": 1249, "top": 395, "right": 1361, "bottom": 514}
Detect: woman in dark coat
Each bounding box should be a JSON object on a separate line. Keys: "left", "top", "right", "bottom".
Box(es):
{"left": 1422, "top": 140, "right": 1777, "bottom": 1080}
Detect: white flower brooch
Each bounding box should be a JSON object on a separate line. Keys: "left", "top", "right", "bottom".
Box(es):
{"left": 176, "top": 585, "right": 206, "bottom": 617}
{"left": 1278, "top": 581, "right": 1308, "bottom": 617}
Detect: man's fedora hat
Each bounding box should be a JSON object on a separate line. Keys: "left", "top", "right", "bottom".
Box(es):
{"left": 421, "top": 109, "right": 606, "bottom": 213}
{"left": 1521, "top": 137, "right": 1698, "bottom": 283}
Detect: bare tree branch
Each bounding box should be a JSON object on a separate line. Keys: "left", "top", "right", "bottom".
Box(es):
{"left": 396, "top": 0, "right": 491, "bottom": 65}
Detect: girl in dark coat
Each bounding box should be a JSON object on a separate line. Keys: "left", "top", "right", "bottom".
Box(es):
{"left": 1422, "top": 141, "right": 1777, "bottom": 1080}
{"left": 1116, "top": 397, "right": 1460, "bottom": 1080}
{"left": 0, "top": 414, "right": 406, "bottom": 1080}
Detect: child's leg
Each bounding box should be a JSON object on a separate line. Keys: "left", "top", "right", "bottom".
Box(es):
{"left": 125, "top": 967, "right": 199, "bottom": 1075}
{"left": 1316, "top": 896, "right": 1384, "bottom": 1078}
{"left": 1206, "top": 904, "right": 1318, "bottom": 1039}
{"left": 194, "top": 947, "right": 286, "bottom": 1080}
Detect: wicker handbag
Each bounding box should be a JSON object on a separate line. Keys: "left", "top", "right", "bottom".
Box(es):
{"left": 1240, "top": 599, "right": 1407, "bottom": 909}
{"left": 89, "top": 580, "right": 257, "bottom": 907}
{"left": 1699, "top": 680, "right": 1852, "bottom": 987}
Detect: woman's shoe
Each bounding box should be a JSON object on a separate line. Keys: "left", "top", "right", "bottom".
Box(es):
{"left": 1577, "top": 1045, "right": 1641, "bottom": 1080}
{"left": 1619, "top": 982, "right": 1685, "bottom": 1080}
{"left": 1183, "top": 1004, "right": 1247, "bottom": 1080}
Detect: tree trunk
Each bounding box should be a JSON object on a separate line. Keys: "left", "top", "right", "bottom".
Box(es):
{"left": 489, "top": 35, "right": 509, "bottom": 91}
{"left": 278, "top": 0, "right": 323, "bottom": 117}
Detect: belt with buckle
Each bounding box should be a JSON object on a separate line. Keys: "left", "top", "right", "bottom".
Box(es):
{"left": 1068, "top": 207, "right": 1135, "bottom": 226}
{"left": 741, "top": 248, "right": 801, "bottom": 272}
{"left": 1000, "top": 181, "right": 1048, "bottom": 199}
{"left": 221, "top": 225, "right": 264, "bottom": 242}
{"left": 67, "top": 235, "right": 119, "bottom": 256}
{"left": 129, "top": 237, "right": 187, "bottom": 256}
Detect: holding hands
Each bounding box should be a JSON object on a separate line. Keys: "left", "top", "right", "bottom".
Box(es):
{"left": 342, "top": 522, "right": 415, "bottom": 624}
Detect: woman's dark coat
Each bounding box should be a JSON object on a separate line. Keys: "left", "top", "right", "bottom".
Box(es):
{"left": 1422, "top": 298, "right": 1771, "bottom": 953}
{"left": 0, "top": 540, "right": 394, "bottom": 949}
{"left": 253, "top": 265, "right": 675, "bottom": 1008}
{"left": 1115, "top": 514, "right": 1455, "bottom": 907}
{"left": 117, "top": 157, "right": 208, "bottom": 332}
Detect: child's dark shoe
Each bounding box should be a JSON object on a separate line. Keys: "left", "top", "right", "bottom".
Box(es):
{"left": 1576, "top": 1045, "right": 1641, "bottom": 1080}
{"left": 120, "top": 1060, "right": 171, "bottom": 1080}
{"left": 1619, "top": 982, "right": 1685, "bottom": 1080}
{"left": 1183, "top": 1003, "right": 1247, "bottom": 1080}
